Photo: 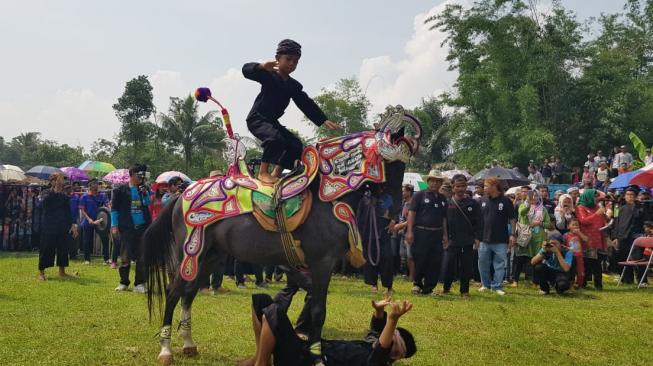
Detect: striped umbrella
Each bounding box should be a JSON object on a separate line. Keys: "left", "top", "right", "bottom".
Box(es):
{"left": 156, "top": 171, "right": 192, "bottom": 184}
{"left": 102, "top": 169, "right": 130, "bottom": 185}
{"left": 79, "top": 160, "right": 116, "bottom": 174}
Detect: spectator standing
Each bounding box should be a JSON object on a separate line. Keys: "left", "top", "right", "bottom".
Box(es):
{"left": 531, "top": 232, "right": 573, "bottom": 295}
{"left": 149, "top": 183, "right": 167, "bottom": 221}
{"left": 614, "top": 145, "right": 634, "bottom": 174}
{"left": 551, "top": 158, "right": 565, "bottom": 184}
{"left": 595, "top": 162, "right": 610, "bottom": 192}
{"left": 512, "top": 191, "right": 550, "bottom": 288}
{"left": 162, "top": 177, "right": 183, "bottom": 207}
{"left": 111, "top": 164, "right": 152, "bottom": 293}
{"left": 581, "top": 165, "right": 596, "bottom": 187}
{"left": 477, "top": 177, "right": 516, "bottom": 295}
{"left": 79, "top": 179, "right": 109, "bottom": 264}
{"left": 392, "top": 184, "right": 415, "bottom": 281}
{"left": 405, "top": 170, "right": 448, "bottom": 296}
{"left": 594, "top": 150, "right": 607, "bottom": 166}
{"left": 361, "top": 186, "right": 395, "bottom": 296}
{"left": 537, "top": 184, "right": 555, "bottom": 219}
{"left": 443, "top": 175, "right": 482, "bottom": 297}
{"left": 585, "top": 154, "right": 598, "bottom": 174}
{"left": 575, "top": 189, "right": 607, "bottom": 290}
{"left": 38, "top": 173, "right": 78, "bottom": 281}
{"left": 528, "top": 166, "right": 545, "bottom": 184}
{"left": 554, "top": 194, "right": 575, "bottom": 234}
{"left": 540, "top": 159, "right": 553, "bottom": 184}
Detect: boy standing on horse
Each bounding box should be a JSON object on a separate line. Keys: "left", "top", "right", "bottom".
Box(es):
{"left": 243, "top": 39, "right": 340, "bottom": 183}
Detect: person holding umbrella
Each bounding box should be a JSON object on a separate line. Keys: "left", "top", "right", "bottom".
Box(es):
{"left": 38, "top": 173, "right": 79, "bottom": 281}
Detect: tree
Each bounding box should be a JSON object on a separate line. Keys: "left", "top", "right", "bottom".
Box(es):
{"left": 408, "top": 98, "right": 451, "bottom": 171}
{"left": 113, "top": 75, "right": 155, "bottom": 162}
{"left": 312, "top": 78, "right": 371, "bottom": 139}
{"left": 159, "top": 95, "right": 226, "bottom": 172}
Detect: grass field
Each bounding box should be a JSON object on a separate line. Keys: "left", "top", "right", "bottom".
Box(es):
{"left": 0, "top": 252, "right": 651, "bottom": 366}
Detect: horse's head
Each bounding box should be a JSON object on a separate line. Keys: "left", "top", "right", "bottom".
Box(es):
{"left": 375, "top": 106, "right": 422, "bottom": 217}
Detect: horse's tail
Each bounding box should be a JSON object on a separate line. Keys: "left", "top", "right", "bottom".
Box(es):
{"left": 143, "top": 195, "right": 179, "bottom": 320}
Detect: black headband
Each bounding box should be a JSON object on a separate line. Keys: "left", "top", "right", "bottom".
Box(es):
{"left": 277, "top": 39, "right": 301, "bottom": 56}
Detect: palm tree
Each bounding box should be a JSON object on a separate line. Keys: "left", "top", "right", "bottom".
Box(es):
{"left": 159, "top": 95, "right": 226, "bottom": 171}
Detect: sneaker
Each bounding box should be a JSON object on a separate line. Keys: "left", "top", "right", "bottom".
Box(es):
{"left": 84, "top": 261, "right": 90, "bottom": 265}
{"left": 133, "top": 284, "right": 147, "bottom": 293}
{"left": 115, "top": 284, "right": 129, "bottom": 292}
{"left": 110, "top": 262, "right": 117, "bottom": 269}
{"left": 538, "top": 290, "right": 549, "bottom": 295}
{"left": 411, "top": 286, "right": 421, "bottom": 295}
{"left": 478, "top": 286, "right": 489, "bottom": 292}
{"left": 494, "top": 289, "right": 506, "bottom": 296}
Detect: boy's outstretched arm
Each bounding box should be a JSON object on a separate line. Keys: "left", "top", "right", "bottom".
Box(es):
{"left": 378, "top": 300, "right": 413, "bottom": 349}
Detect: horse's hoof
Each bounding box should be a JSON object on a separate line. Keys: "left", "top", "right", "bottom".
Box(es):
{"left": 158, "top": 354, "right": 173, "bottom": 366}
{"left": 182, "top": 346, "right": 198, "bottom": 357}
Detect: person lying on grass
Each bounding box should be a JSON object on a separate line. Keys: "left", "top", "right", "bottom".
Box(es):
{"left": 239, "top": 294, "right": 416, "bottom": 366}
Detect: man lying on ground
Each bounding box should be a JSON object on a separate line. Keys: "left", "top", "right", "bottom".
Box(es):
{"left": 238, "top": 294, "right": 416, "bottom": 366}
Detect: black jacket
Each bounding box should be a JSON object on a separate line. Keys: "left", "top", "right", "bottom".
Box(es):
{"left": 110, "top": 184, "right": 151, "bottom": 232}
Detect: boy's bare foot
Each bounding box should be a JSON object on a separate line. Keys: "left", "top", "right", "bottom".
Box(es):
{"left": 257, "top": 172, "right": 278, "bottom": 185}
{"left": 37, "top": 273, "right": 46, "bottom": 281}
{"left": 236, "top": 357, "right": 255, "bottom": 366}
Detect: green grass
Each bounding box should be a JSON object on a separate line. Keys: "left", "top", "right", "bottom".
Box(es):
{"left": 0, "top": 252, "right": 651, "bottom": 366}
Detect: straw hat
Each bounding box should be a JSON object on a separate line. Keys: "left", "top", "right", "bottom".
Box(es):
{"left": 425, "top": 169, "right": 444, "bottom": 181}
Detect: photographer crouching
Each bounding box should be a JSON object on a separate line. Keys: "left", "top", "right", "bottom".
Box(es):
{"left": 531, "top": 232, "right": 573, "bottom": 295}
{"left": 111, "top": 164, "right": 151, "bottom": 293}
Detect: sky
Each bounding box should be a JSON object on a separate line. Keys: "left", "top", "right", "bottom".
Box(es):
{"left": 0, "top": 0, "right": 625, "bottom": 150}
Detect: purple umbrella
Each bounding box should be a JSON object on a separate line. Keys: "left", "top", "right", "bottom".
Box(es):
{"left": 102, "top": 169, "right": 129, "bottom": 185}
{"left": 60, "top": 167, "right": 90, "bottom": 181}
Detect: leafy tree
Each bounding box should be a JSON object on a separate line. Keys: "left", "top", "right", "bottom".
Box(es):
{"left": 159, "top": 95, "right": 226, "bottom": 172}
{"left": 409, "top": 98, "right": 451, "bottom": 171}
{"left": 112, "top": 75, "right": 155, "bottom": 162}
{"left": 312, "top": 78, "right": 371, "bottom": 139}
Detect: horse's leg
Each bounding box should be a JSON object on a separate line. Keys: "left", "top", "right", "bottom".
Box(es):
{"left": 158, "top": 276, "right": 183, "bottom": 366}
{"left": 179, "top": 282, "right": 200, "bottom": 357}
{"left": 307, "top": 261, "right": 334, "bottom": 365}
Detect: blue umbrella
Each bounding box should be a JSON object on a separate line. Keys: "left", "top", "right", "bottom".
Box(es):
{"left": 25, "top": 165, "right": 63, "bottom": 180}
{"left": 609, "top": 169, "right": 643, "bottom": 189}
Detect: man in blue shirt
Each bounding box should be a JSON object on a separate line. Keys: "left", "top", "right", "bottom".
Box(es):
{"left": 79, "top": 179, "right": 109, "bottom": 264}
{"left": 111, "top": 164, "right": 151, "bottom": 293}
{"left": 531, "top": 232, "right": 573, "bottom": 295}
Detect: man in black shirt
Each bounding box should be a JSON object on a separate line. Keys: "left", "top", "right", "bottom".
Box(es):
{"left": 614, "top": 186, "right": 647, "bottom": 284}
{"left": 405, "top": 169, "right": 448, "bottom": 295}
{"left": 478, "top": 177, "right": 516, "bottom": 295}
{"left": 537, "top": 184, "right": 555, "bottom": 222}
{"left": 239, "top": 293, "right": 416, "bottom": 366}
{"left": 243, "top": 39, "right": 340, "bottom": 183}
{"left": 443, "top": 175, "right": 483, "bottom": 296}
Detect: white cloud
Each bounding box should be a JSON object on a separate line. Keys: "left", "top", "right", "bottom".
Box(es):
{"left": 358, "top": 0, "right": 468, "bottom": 116}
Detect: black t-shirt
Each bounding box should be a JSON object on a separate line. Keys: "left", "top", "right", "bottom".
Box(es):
{"left": 409, "top": 190, "right": 447, "bottom": 228}
{"left": 447, "top": 197, "right": 483, "bottom": 246}
{"left": 479, "top": 195, "right": 516, "bottom": 243}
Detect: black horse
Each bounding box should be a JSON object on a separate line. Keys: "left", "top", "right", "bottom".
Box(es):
{"left": 142, "top": 112, "right": 421, "bottom": 365}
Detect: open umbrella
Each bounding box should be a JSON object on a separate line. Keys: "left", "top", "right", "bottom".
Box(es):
{"left": 403, "top": 172, "right": 427, "bottom": 191}
{"left": 609, "top": 170, "right": 644, "bottom": 189}
{"left": 0, "top": 165, "right": 27, "bottom": 182}
{"left": 79, "top": 160, "right": 116, "bottom": 174}
{"left": 1, "top": 164, "right": 24, "bottom": 173}
{"left": 60, "top": 167, "right": 90, "bottom": 181}
{"left": 472, "top": 166, "right": 529, "bottom": 188}
{"left": 156, "top": 171, "right": 192, "bottom": 184}
{"left": 629, "top": 170, "right": 653, "bottom": 188}
{"left": 102, "top": 169, "right": 130, "bottom": 185}
{"left": 25, "top": 165, "right": 63, "bottom": 180}
{"left": 442, "top": 169, "right": 472, "bottom": 180}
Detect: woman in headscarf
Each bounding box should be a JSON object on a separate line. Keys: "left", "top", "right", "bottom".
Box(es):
{"left": 554, "top": 194, "right": 576, "bottom": 234}
{"left": 512, "top": 190, "right": 550, "bottom": 288}
{"left": 575, "top": 188, "right": 607, "bottom": 290}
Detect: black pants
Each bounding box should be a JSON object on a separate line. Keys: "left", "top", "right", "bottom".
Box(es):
{"left": 412, "top": 228, "right": 444, "bottom": 294}
{"left": 118, "top": 226, "right": 147, "bottom": 286}
{"left": 512, "top": 255, "right": 533, "bottom": 283}
{"left": 265, "top": 266, "right": 284, "bottom": 282}
{"left": 82, "top": 225, "right": 109, "bottom": 261}
{"left": 443, "top": 245, "right": 474, "bottom": 294}
{"left": 38, "top": 229, "right": 69, "bottom": 271}
{"left": 235, "top": 260, "right": 264, "bottom": 285}
{"left": 534, "top": 264, "right": 571, "bottom": 294}
{"left": 617, "top": 237, "right": 648, "bottom": 284}
{"left": 582, "top": 257, "right": 603, "bottom": 289}
{"left": 247, "top": 114, "right": 303, "bottom": 170}
{"left": 363, "top": 219, "right": 394, "bottom": 290}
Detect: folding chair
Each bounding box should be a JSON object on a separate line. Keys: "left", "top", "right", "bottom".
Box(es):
{"left": 617, "top": 237, "right": 653, "bottom": 288}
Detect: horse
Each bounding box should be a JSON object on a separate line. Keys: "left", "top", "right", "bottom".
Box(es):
{"left": 142, "top": 111, "right": 422, "bottom": 365}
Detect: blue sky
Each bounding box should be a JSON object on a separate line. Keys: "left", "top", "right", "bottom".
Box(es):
{"left": 0, "top": 0, "right": 625, "bottom": 149}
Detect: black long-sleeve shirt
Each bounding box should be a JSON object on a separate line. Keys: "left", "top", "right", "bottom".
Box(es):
{"left": 41, "top": 191, "right": 73, "bottom": 233}
{"left": 447, "top": 197, "right": 483, "bottom": 246}
{"left": 242, "top": 62, "right": 327, "bottom": 125}
{"left": 321, "top": 312, "right": 392, "bottom": 366}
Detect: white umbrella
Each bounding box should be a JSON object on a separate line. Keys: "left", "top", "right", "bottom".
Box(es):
{"left": 1, "top": 164, "right": 24, "bottom": 173}
{"left": 0, "top": 165, "right": 27, "bottom": 182}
